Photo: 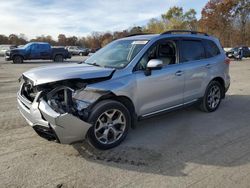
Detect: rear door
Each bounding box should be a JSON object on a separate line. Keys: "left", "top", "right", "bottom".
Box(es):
{"left": 40, "top": 44, "right": 51, "bottom": 59}
{"left": 179, "top": 39, "right": 209, "bottom": 102}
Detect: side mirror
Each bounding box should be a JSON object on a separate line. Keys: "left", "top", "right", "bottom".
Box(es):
{"left": 147, "top": 59, "right": 163, "bottom": 69}
{"left": 145, "top": 59, "right": 163, "bottom": 76}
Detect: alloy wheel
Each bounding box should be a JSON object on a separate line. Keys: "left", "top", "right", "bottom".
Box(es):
{"left": 207, "top": 85, "right": 221, "bottom": 109}
{"left": 94, "top": 109, "right": 126, "bottom": 145}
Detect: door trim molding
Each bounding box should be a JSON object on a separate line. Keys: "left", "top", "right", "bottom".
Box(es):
{"left": 141, "top": 99, "right": 198, "bottom": 118}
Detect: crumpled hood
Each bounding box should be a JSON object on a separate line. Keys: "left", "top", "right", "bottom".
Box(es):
{"left": 23, "top": 63, "right": 115, "bottom": 86}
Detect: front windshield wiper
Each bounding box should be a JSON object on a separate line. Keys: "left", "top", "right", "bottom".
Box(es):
{"left": 78, "top": 61, "right": 118, "bottom": 69}
{"left": 85, "top": 62, "right": 101, "bottom": 67}
{"left": 78, "top": 61, "right": 101, "bottom": 67}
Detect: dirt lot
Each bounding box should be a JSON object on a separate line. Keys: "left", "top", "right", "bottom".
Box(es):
{"left": 0, "top": 56, "right": 250, "bottom": 188}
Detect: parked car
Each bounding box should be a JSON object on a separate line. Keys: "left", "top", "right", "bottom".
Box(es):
{"left": 5, "top": 42, "right": 71, "bottom": 63}
{"left": 17, "top": 30, "right": 230, "bottom": 149}
{"left": 226, "top": 46, "right": 250, "bottom": 59}
{"left": 90, "top": 47, "right": 101, "bottom": 53}
{"left": 66, "top": 46, "right": 89, "bottom": 56}
{"left": 0, "top": 45, "right": 17, "bottom": 56}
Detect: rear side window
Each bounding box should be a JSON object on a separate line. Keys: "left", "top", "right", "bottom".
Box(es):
{"left": 180, "top": 40, "right": 206, "bottom": 62}
{"left": 203, "top": 40, "right": 220, "bottom": 58}
{"left": 40, "top": 44, "right": 50, "bottom": 50}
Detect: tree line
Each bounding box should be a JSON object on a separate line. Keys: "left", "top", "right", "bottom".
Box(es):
{"left": 0, "top": 0, "right": 249, "bottom": 48}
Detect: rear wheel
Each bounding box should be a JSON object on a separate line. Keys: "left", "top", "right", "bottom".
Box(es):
{"left": 199, "top": 81, "right": 223, "bottom": 112}
{"left": 54, "top": 55, "right": 64, "bottom": 62}
{"left": 87, "top": 100, "right": 131, "bottom": 150}
{"left": 13, "top": 56, "right": 23, "bottom": 64}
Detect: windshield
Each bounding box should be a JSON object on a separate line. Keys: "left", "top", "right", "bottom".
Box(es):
{"left": 85, "top": 39, "right": 148, "bottom": 68}
{"left": 20, "top": 43, "right": 32, "bottom": 49}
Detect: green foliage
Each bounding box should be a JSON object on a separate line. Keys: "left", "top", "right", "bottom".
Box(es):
{"left": 145, "top": 6, "right": 198, "bottom": 33}
{"left": 145, "top": 18, "right": 166, "bottom": 33}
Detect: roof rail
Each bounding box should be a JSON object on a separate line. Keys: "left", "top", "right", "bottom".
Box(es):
{"left": 161, "top": 30, "right": 209, "bottom": 36}
{"left": 125, "top": 33, "right": 153, "bottom": 37}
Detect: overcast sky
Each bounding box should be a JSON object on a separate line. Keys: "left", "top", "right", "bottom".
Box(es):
{"left": 0, "top": 0, "right": 207, "bottom": 39}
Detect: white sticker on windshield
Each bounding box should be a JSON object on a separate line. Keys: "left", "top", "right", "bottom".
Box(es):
{"left": 132, "top": 41, "right": 148, "bottom": 45}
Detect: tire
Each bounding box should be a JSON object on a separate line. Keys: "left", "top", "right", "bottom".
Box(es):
{"left": 80, "top": 52, "right": 83, "bottom": 56}
{"left": 87, "top": 100, "right": 131, "bottom": 150}
{"left": 199, "top": 81, "right": 223, "bottom": 112}
{"left": 54, "top": 55, "right": 64, "bottom": 62}
{"left": 13, "top": 55, "right": 23, "bottom": 64}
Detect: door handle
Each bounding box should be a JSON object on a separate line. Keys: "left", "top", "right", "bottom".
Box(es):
{"left": 205, "top": 64, "right": 211, "bottom": 68}
{"left": 175, "top": 70, "right": 183, "bottom": 76}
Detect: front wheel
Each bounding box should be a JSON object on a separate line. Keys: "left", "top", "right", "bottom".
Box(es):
{"left": 13, "top": 56, "right": 23, "bottom": 64}
{"left": 87, "top": 100, "right": 131, "bottom": 150}
{"left": 199, "top": 81, "right": 223, "bottom": 112}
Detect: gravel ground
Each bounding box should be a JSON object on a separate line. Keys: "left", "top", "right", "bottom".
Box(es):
{"left": 0, "top": 56, "right": 250, "bottom": 188}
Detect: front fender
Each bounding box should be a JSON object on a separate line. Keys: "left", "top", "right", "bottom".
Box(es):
{"left": 73, "top": 74, "right": 138, "bottom": 113}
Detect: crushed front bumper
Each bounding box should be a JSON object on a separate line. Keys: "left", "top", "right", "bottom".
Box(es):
{"left": 17, "top": 91, "right": 92, "bottom": 144}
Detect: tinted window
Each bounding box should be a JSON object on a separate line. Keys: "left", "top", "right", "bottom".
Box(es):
{"left": 31, "top": 44, "right": 38, "bottom": 51}
{"left": 40, "top": 44, "right": 50, "bottom": 50}
{"left": 180, "top": 40, "right": 205, "bottom": 62}
{"left": 204, "top": 40, "right": 220, "bottom": 58}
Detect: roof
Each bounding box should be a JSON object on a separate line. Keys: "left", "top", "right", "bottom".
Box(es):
{"left": 120, "top": 34, "right": 159, "bottom": 41}
{"left": 28, "top": 42, "right": 50, "bottom": 45}
{"left": 121, "top": 33, "right": 218, "bottom": 42}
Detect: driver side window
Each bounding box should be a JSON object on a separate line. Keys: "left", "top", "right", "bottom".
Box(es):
{"left": 136, "top": 40, "right": 177, "bottom": 71}
{"left": 31, "top": 44, "right": 38, "bottom": 52}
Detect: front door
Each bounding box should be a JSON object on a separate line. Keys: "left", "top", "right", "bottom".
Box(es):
{"left": 134, "top": 39, "right": 185, "bottom": 116}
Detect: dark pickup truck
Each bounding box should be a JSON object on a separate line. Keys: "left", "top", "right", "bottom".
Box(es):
{"left": 5, "top": 42, "right": 71, "bottom": 63}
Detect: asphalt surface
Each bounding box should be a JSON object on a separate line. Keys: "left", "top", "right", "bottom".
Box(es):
{"left": 0, "top": 56, "right": 250, "bottom": 188}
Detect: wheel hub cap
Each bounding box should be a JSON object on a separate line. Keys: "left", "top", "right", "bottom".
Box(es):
{"left": 207, "top": 85, "right": 221, "bottom": 109}
{"left": 94, "top": 109, "right": 126, "bottom": 144}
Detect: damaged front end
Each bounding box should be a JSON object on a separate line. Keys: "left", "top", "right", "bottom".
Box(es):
{"left": 17, "top": 76, "right": 109, "bottom": 144}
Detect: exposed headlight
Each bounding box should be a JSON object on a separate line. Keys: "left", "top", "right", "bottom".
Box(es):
{"left": 74, "top": 99, "right": 91, "bottom": 111}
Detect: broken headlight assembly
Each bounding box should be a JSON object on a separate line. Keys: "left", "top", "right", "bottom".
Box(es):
{"left": 74, "top": 99, "right": 91, "bottom": 111}
{"left": 44, "top": 85, "right": 92, "bottom": 120}
{"left": 46, "top": 86, "right": 76, "bottom": 113}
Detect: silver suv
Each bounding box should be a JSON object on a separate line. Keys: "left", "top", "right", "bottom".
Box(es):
{"left": 17, "top": 30, "right": 230, "bottom": 149}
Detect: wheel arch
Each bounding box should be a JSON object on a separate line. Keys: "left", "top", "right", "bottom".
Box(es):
{"left": 12, "top": 54, "right": 24, "bottom": 60}
{"left": 53, "top": 53, "right": 64, "bottom": 59}
{"left": 91, "top": 92, "right": 137, "bottom": 128}
{"left": 210, "top": 77, "right": 226, "bottom": 98}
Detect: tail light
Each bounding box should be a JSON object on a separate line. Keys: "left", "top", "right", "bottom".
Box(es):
{"left": 224, "top": 58, "right": 230, "bottom": 65}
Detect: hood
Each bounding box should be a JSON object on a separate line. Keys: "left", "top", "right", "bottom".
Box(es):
{"left": 10, "top": 48, "right": 25, "bottom": 53}
{"left": 23, "top": 63, "right": 115, "bottom": 86}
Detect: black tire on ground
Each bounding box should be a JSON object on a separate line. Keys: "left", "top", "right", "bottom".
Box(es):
{"left": 80, "top": 52, "right": 83, "bottom": 56}
{"left": 199, "top": 80, "right": 223, "bottom": 112}
{"left": 54, "top": 55, "right": 64, "bottom": 62}
{"left": 13, "top": 56, "right": 23, "bottom": 64}
{"left": 87, "top": 100, "right": 131, "bottom": 150}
